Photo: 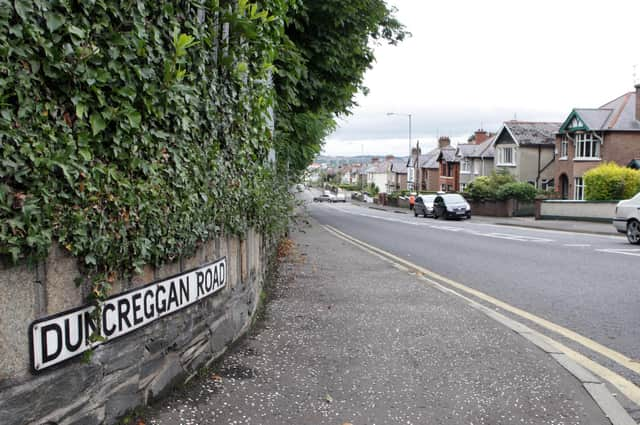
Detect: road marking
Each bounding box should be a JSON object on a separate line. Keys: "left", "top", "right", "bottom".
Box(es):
{"left": 333, "top": 207, "right": 556, "bottom": 244}
{"left": 597, "top": 248, "right": 640, "bottom": 257}
{"left": 322, "top": 224, "right": 640, "bottom": 407}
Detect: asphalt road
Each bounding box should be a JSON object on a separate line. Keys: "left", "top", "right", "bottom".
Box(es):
{"left": 306, "top": 193, "right": 640, "bottom": 397}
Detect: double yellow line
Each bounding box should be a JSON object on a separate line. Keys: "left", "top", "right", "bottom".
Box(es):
{"left": 323, "top": 224, "right": 640, "bottom": 407}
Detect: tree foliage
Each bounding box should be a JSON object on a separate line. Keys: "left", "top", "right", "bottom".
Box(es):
{"left": 273, "top": 0, "right": 407, "bottom": 177}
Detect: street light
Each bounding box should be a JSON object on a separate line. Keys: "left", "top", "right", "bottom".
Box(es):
{"left": 386, "top": 112, "right": 412, "bottom": 154}
{"left": 387, "top": 112, "right": 414, "bottom": 191}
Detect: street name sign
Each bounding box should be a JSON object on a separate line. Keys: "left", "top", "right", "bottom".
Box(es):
{"left": 29, "top": 257, "right": 226, "bottom": 372}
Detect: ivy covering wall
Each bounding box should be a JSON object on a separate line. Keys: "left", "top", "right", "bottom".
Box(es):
{"left": 0, "top": 0, "right": 406, "bottom": 299}
{"left": 0, "top": 0, "right": 292, "bottom": 297}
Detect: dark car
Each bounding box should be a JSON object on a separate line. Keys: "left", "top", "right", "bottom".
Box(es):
{"left": 433, "top": 193, "right": 471, "bottom": 219}
{"left": 414, "top": 194, "right": 436, "bottom": 217}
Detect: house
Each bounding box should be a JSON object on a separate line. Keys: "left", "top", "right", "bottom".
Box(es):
{"left": 437, "top": 140, "right": 460, "bottom": 192}
{"left": 555, "top": 85, "right": 640, "bottom": 200}
{"left": 457, "top": 130, "right": 496, "bottom": 192}
{"left": 407, "top": 138, "right": 450, "bottom": 192}
{"left": 388, "top": 159, "right": 407, "bottom": 192}
{"left": 365, "top": 158, "right": 389, "bottom": 193}
{"left": 493, "top": 120, "right": 560, "bottom": 189}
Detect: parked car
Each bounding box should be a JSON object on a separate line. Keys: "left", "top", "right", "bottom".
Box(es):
{"left": 333, "top": 192, "right": 347, "bottom": 203}
{"left": 612, "top": 191, "right": 640, "bottom": 244}
{"left": 313, "top": 193, "right": 334, "bottom": 202}
{"left": 432, "top": 193, "right": 471, "bottom": 219}
{"left": 414, "top": 194, "right": 436, "bottom": 217}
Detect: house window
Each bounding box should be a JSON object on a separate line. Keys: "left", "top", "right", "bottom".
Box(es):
{"left": 408, "top": 167, "right": 414, "bottom": 182}
{"left": 473, "top": 161, "right": 480, "bottom": 175}
{"left": 441, "top": 184, "right": 447, "bottom": 192}
{"left": 446, "top": 163, "right": 453, "bottom": 177}
{"left": 574, "top": 177, "right": 585, "bottom": 200}
{"left": 560, "top": 137, "right": 568, "bottom": 159}
{"left": 461, "top": 159, "right": 471, "bottom": 174}
{"left": 574, "top": 133, "right": 600, "bottom": 159}
{"left": 497, "top": 146, "right": 515, "bottom": 166}
{"left": 460, "top": 183, "right": 467, "bottom": 192}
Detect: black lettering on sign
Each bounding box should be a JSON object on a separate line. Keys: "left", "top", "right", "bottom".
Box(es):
{"left": 30, "top": 257, "right": 227, "bottom": 372}
{"left": 132, "top": 293, "right": 143, "bottom": 326}
{"left": 103, "top": 303, "right": 116, "bottom": 337}
{"left": 64, "top": 315, "right": 82, "bottom": 352}
{"left": 41, "top": 323, "right": 62, "bottom": 364}
{"left": 179, "top": 277, "right": 189, "bottom": 305}
{"left": 205, "top": 268, "right": 213, "bottom": 292}
{"left": 167, "top": 281, "right": 179, "bottom": 310}
{"left": 156, "top": 285, "right": 167, "bottom": 314}
{"left": 143, "top": 289, "right": 155, "bottom": 319}
{"left": 196, "top": 271, "right": 205, "bottom": 297}
{"left": 118, "top": 298, "right": 132, "bottom": 332}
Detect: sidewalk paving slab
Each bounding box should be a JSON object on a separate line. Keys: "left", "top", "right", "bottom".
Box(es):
{"left": 145, "top": 219, "right": 615, "bottom": 425}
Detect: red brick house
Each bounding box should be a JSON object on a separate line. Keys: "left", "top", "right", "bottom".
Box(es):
{"left": 436, "top": 138, "right": 461, "bottom": 192}
{"left": 555, "top": 85, "right": 640, "bottom": 199}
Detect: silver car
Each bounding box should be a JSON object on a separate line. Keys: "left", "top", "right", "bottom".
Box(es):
{"left": 414, "top": 194, "right": 436, "bottom": 217}
{"left": 612, "top": 192, "right": 640, "bottom": 244}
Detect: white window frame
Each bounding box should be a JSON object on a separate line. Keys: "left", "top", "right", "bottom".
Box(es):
{"left": 460, "top": 183, "right": 467, "bottom": 192}
{"left": 440, "top": 183, "right": 447, "bottom": 192}
{"left": 574, "top": 177, "right": 585, "bottom": 200}
{"left": 497, "top": 146, "right": 516, "bottom": 166}
{"left": 473, "top": 161, "right": 480, "bottom": 175}
{"left": 574, "top": 132, "right": 600, "bottom": 160}
{"left": 560, "top": 137, "right": 568, "bottom": 159}
{"left": 461, "top": 159, "right": 471, "bottom": 174}
{"left": 408, "top": 167, "right": 414, "bottom": 183}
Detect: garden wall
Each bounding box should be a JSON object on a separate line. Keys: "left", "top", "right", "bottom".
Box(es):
{"left": 536, "top": 200, "right": 617, "bottom": 222}
{"left": 0, "top": 229, "right": 273, "bottom": 425}
{"left": 466, "top": 199, "right": 535, "bottom": 217}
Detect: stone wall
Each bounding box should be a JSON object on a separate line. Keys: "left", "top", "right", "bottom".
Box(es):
{"left": 0, "top": 229, "right": 274, "bottom": 425}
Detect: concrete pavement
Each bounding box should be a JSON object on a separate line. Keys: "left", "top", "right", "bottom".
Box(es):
{"left": 144, "top": 217, "right": 621, "bottom": 425}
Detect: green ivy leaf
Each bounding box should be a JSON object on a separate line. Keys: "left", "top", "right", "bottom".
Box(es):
{"left": 68, "top": 25, "right": 86, "bottom": 39}
{"left": 45, "top": 13, "right": 66, "bottom": 32}
{"left": 90, "top": 113, "right": 106, "bottom": 135}
{"left": 127, "top": 111, "right": 141, "bottom": 128}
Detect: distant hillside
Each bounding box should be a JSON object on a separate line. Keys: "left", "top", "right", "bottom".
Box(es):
{"left": 316, "top": 155, "right": 408, "bottom": 166}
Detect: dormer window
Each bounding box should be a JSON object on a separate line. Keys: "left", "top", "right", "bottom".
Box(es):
{"left": 574, "top": 132, "right": 600, "bottom": 160}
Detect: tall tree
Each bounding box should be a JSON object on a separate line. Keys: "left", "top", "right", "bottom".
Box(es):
{"left": 273, "top": 0, "right": 407, "bottom": 175}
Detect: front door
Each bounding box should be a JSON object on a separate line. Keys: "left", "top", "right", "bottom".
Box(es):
{"left": 560, "top": 174, "right": 569, "bottom": 199}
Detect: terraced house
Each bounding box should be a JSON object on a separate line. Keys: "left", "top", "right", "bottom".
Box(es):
{"left": 555, "top": 85, "right": 640, "bottom": 199}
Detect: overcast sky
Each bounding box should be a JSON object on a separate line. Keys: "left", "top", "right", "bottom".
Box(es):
{"left": 322, "top": 0, "right": 640, "bottom": 157}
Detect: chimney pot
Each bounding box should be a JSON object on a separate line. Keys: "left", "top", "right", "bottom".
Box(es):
{"left": 438, "top": 136, "right": 451, "bottom": 148}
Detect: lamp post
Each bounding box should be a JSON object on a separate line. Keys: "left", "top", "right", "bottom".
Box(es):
{"left": 387, "top": 112, "right": 413, "bottom": 191}
{"left": 386, "top": 112, "right": 412, "bottom": 153}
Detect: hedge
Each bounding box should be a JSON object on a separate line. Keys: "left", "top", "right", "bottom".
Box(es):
{"left": 584, "top": 162, "right": 640, "bottom": 200}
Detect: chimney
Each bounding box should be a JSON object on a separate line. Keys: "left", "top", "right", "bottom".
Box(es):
{"left": 474, "top": 129, "right": 489, "bottom": 145}
{"left": 635, "top": 84, "right": 640, "bottom": 121}
{"left": 438, "top": 136, "right": 451, "bottom": 148}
